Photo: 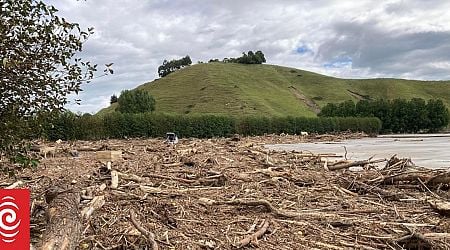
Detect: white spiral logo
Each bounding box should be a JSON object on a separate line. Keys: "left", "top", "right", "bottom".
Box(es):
{"left": 0, "top": 196, "right": 21, "bottom": 243}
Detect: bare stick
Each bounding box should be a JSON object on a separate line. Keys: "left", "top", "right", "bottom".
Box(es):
{"left": 201, "top": 198, "right": 312, "bottom": 218}
{"left": 143, "top": 173, "right": 196, "bottom": 184}
{"left": 237, "top": 219, "right": 270, "bottom": 248}
{"left": 343, "top": 146, "right": 348, "bottom": 160}
{"left": 130, "top": 210, "right": 158, "bottom": 250}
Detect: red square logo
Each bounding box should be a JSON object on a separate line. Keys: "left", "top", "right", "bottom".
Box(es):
{"left": 0, "top": 189, "right": 30, "bottom": 250}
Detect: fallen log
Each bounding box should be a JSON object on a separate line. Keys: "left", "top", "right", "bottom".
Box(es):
{"left": 37, "top": 188, "right": 81, "bottom": 250}
{"left": 328, "top": 158, "right": 386, "bottom": 171}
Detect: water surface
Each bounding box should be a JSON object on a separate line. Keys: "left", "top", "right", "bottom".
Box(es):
{"left": 266, "top": 134, "right": 450, "bottom": 168}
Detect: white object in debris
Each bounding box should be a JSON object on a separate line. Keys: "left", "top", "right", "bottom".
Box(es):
{"left": 166, "top": 132, "right": 179, "bottom": 144}
{"left": 300, "top": 131, "right": 309, "bottom": 136}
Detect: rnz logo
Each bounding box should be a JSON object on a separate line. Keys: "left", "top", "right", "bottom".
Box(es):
{"left": 0, "top": 189, "right": 30, "bottom": 250}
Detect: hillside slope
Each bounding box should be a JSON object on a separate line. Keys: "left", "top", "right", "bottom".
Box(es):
{"left": 98, "top": 63, "right": 450, "bottom": 116}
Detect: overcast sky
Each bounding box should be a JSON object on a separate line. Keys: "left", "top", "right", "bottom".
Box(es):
{"left": 45, "top": 0, "right": 450, "bottom": 113}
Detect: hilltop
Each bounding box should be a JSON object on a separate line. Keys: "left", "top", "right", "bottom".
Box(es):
{"left": 98, "top": 63, "right": 450, "bottom": 116}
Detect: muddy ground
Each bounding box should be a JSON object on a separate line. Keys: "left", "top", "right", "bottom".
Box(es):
{"left": 2, "top": 133, "right": 450, "bottom": 249}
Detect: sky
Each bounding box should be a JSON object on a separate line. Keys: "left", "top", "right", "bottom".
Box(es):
{"left": 45, "top": 0, "right": 450, "bottom": 113}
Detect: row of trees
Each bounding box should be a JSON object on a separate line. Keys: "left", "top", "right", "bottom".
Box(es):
{"left": 319, "top": 99, "right": 449, "bottom": 133}
{"left": 158, "top": 55, "right": 192, "bottom": 77}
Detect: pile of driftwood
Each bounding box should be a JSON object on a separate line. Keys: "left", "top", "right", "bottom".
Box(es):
{"left": 1, "top": 134, "right": 450, "bottom": 249}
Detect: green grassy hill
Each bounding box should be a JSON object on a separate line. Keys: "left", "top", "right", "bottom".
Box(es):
{"left": 98, "top": 63, "right": 450, "bottom": 116}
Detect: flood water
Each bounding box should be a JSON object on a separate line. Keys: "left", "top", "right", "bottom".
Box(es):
{"left": 266, "top": 134, "right": 450, "bottom": 168}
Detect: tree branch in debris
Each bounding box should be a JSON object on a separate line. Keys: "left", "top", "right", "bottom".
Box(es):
{"left": 130, "top": 210, "right": 159, "bottom": 250}
{"left": 237, "top": 219, "right": 270, "bottom": 248}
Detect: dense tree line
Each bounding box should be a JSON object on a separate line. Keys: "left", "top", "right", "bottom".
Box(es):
{"left": 44, "top": 113, "right": 381, "bottom": 141}
{"left": 158, "top": 55, "right": 192, "bottom": 77}
{"left": 116, "top": 89, "right": 155, "bottom": 113}
{"left": 319, "top": 98, "right": 449, "bottom": 133}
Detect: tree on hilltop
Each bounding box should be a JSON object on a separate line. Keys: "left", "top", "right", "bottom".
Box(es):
{"left": 110, "top": 94, "right": 118, "bottom": 104}
{"left": 222, "top": 50, "right": 266, "bottom": 64}
{"left": 158, "top": 55, "right": 192, "bottom": 77}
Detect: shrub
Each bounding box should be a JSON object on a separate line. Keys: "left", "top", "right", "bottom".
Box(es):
{"left": 116, "top": 90, "right": 156, "bottom": 114}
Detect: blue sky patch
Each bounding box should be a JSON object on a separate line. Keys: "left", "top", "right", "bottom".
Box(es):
{"left": 295, "top": 45, "right": 312, "bottom": 54}
{"left": 323, "top": 56, "right": 353, "bottom": 68}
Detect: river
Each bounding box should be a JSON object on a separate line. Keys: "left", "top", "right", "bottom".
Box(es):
{"left": 265, "top": 134, "right": 450, "bottom": 168}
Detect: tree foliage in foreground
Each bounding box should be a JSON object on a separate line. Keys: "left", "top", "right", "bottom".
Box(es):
{"left": 158, "top": 55, "right": 192, "bottom": 77}
{"left": 116, "top": 89, "right": 156, "bottom": 113}
{"left": 0, "top": 0, "right": 110, "bottom": 161}
{"left": 319, "top": 98, "right": 449, "bottom": 133}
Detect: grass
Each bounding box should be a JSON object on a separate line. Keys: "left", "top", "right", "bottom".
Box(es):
{"left": 98, "top": 62, "right": 450, "bottom": 117}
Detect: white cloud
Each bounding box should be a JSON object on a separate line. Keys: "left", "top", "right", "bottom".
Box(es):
{"left": 44, "top": 0, "right": 450, "bottom": 113}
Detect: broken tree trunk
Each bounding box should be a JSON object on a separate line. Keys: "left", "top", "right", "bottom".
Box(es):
{"left": 81, "top": 195, "right": 105, "bottom": 220}
{"left": 38, "top": 188, "right": 81, "bottom": 250}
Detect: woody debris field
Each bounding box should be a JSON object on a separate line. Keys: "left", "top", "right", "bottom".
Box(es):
{"left": 2, "top": 133, "right": 450, "bottom": 249}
